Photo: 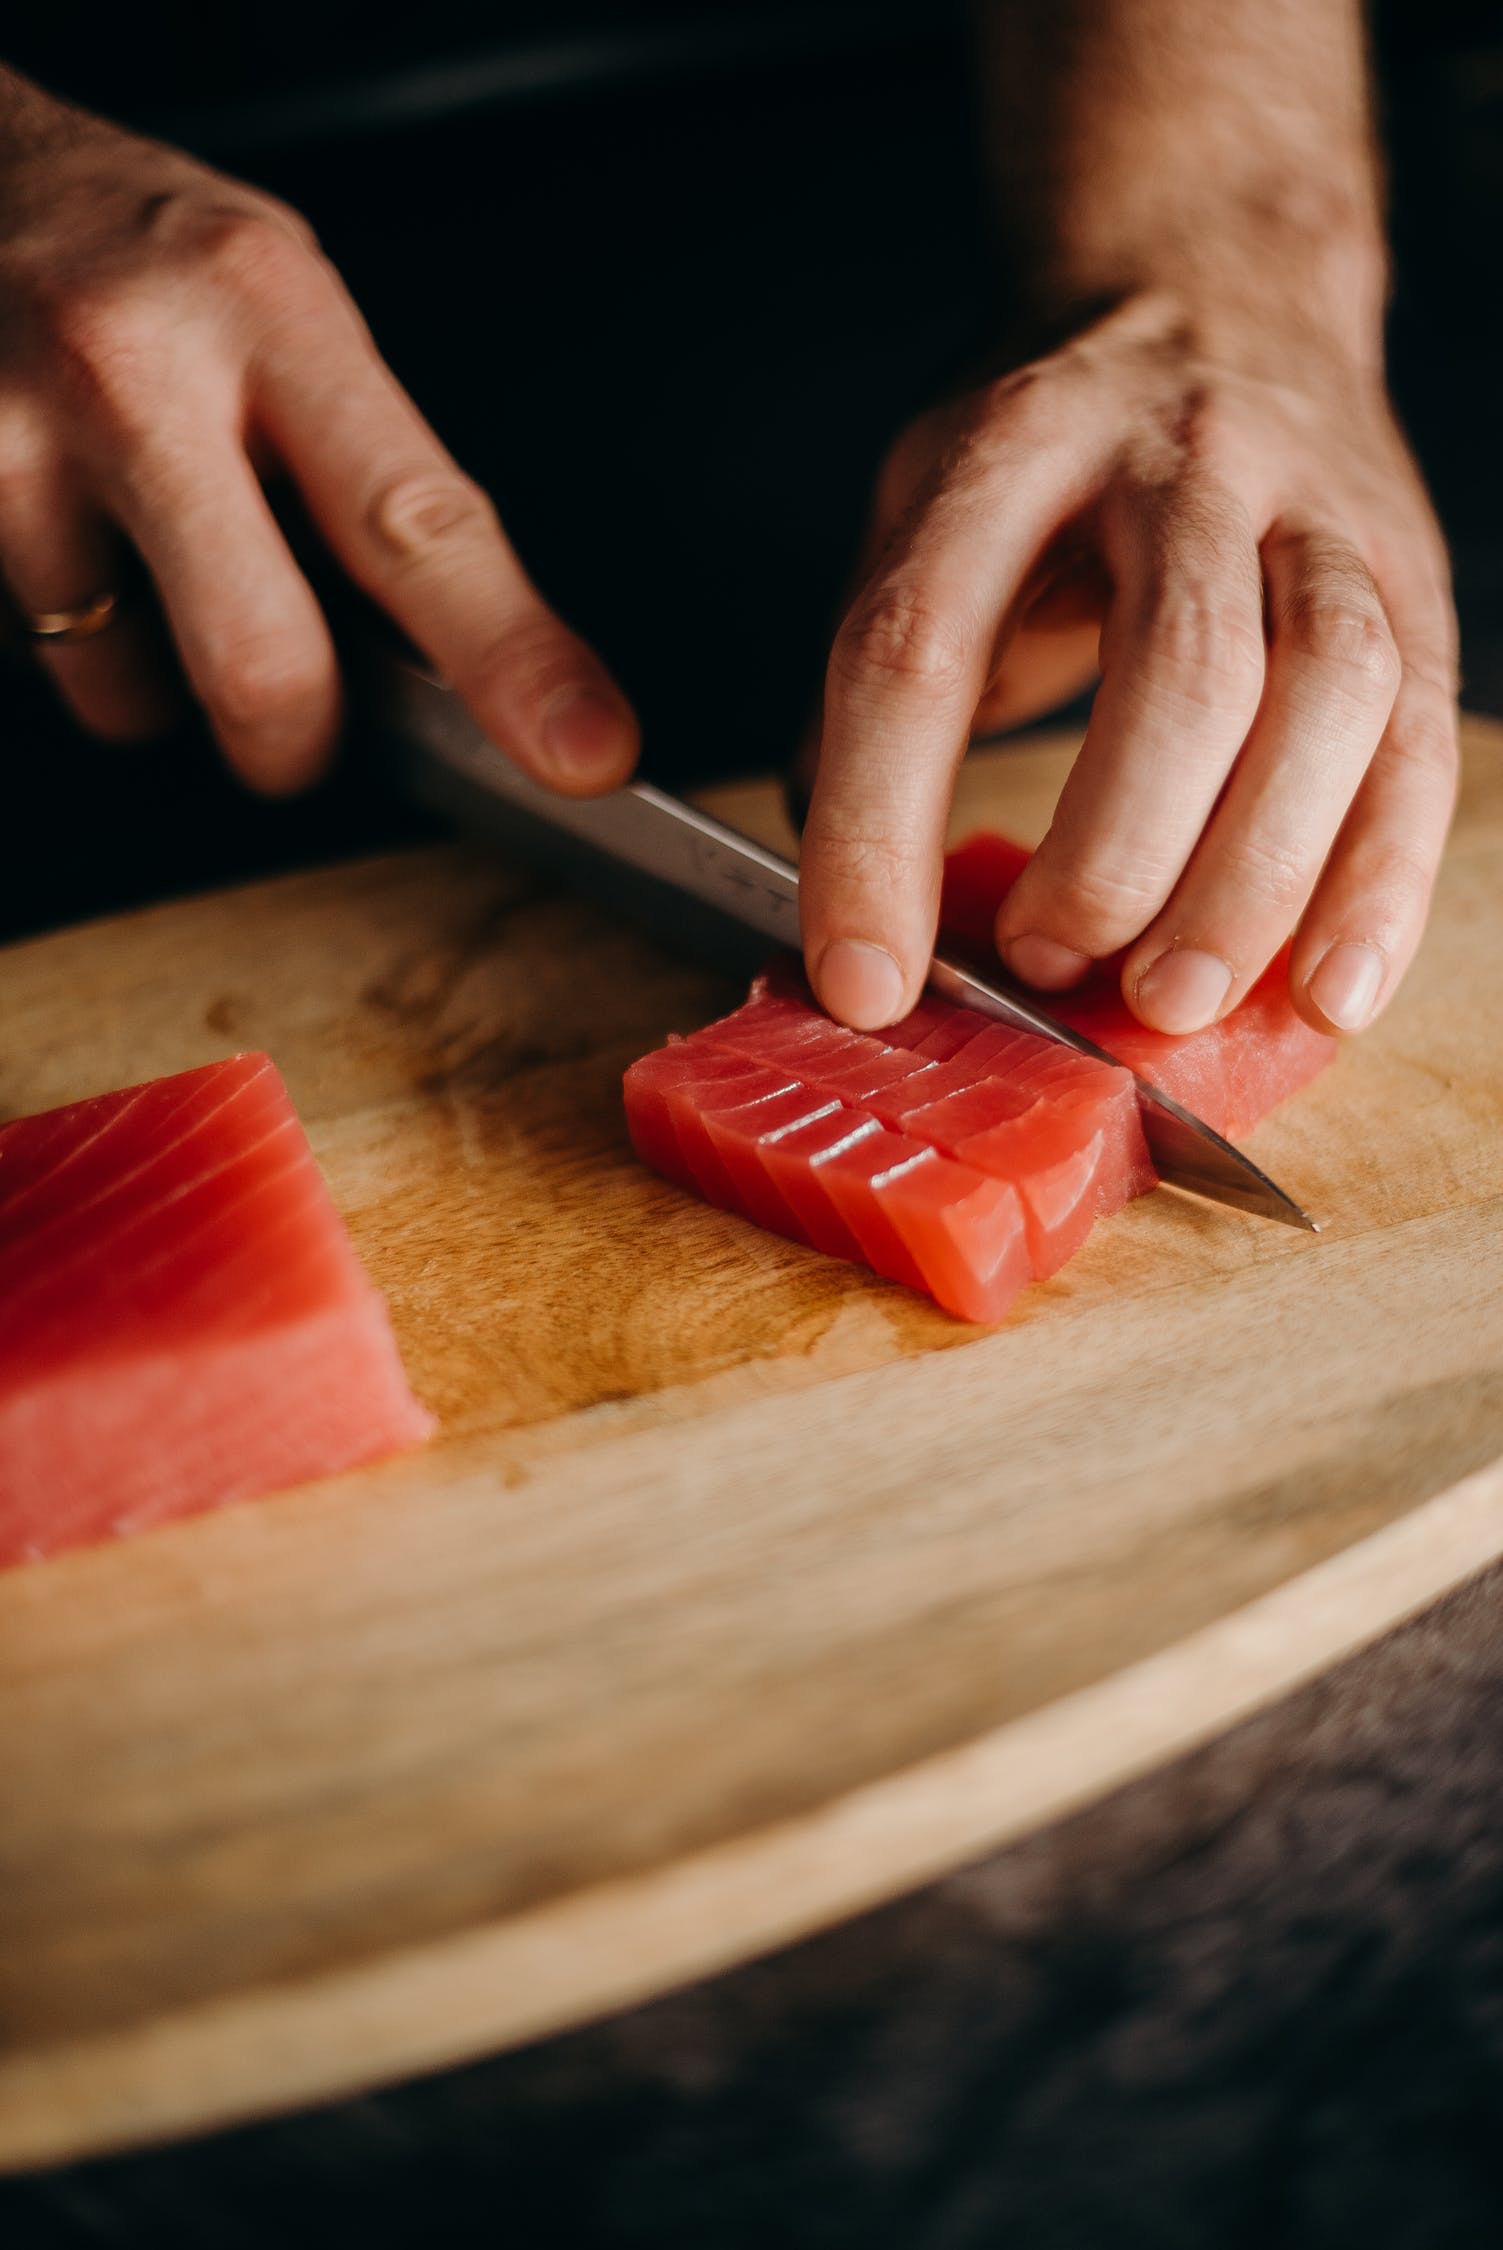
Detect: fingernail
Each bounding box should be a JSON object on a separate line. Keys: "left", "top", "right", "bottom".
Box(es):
{"left": 541, "top": 687, "right": 630, "bottom": 778}
{"left": 1004, "top": 934, "right": 1093, "bottom": 990}
{"left": 1135, "top": 947, "right": 1234, "bottom": 1033}
{"left": 816, "top": 938, "right": 907, "bottom": 1029}
{"left": 1308, "top": 940, "right": 1384, "bottom": 1031}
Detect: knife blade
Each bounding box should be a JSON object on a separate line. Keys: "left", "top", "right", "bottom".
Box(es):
{"left": 369, "top": 655, "right": 1317, "bottom": 1231}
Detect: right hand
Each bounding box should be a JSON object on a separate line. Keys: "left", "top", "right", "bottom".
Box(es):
{"left": 797, "top": 291, "right": 1457, "bottom": 1041}
{"left": 0, "top": 89, "right": 638, "bottom": 794}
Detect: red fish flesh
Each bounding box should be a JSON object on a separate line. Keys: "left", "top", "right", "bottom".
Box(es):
{"left": 624, "top": 830, "right": 1337, "bottom": 1322}
{"left": 691, "top": 987, "right": 1152, "bottom": 1277}
{"left": 940, "top": 835, "right": 1336, "bottom": 1140}
{"left": 0, "top": 1053, "right": 433, "bottom": 1567}
{"left": 625, "top": 1042, "right": 1032, "bottom": 1323}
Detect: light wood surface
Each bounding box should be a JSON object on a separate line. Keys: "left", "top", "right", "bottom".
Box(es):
{"left": 4, "top": 719, "right": 1503, "bottom": 2170}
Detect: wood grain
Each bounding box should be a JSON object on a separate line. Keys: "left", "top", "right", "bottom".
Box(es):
{"left": 3, "top": 720, "right": 1503, "bottom": 2169}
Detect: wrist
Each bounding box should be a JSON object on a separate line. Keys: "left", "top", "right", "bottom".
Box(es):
{"left": 1001, "top": 209, "right": 1387, "bottom": 386}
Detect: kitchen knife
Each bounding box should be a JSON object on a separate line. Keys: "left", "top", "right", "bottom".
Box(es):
{"left": 368, "top": 654, "right": 1317, "bottom": 1231}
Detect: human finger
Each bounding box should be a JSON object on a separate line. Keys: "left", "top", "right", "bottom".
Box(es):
{"left": 249, "top": 277, "right": 637, "bottom": 797}
{"left": 1287, "top": 567, "right": 1459, "bottom": 1032}
{"left": 1120, "top": 523, "right": 1401, "bottom": 1032}
{"left": 0, "top": 442, "right": 178, "bottom": 742}
{"left": 114, "top": 423, "right": 342, "bottom": 792}
{"left": 970, "top": 550, "right": 1108, "bottom": 736}
{"left": 800, "top": 437, "right": 1088, "bottom": 1028}
{"left": 995, "top": 474, "right": 1267, "bottom": 991}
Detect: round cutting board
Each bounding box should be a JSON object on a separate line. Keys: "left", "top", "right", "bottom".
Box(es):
{"left": 4, "top": 720, "right": 1503, "bottom": 2169}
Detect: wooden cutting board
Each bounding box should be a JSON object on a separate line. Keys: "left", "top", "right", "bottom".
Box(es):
{"left": 5, "top": 719, "right": 1503, "bottom": 2171}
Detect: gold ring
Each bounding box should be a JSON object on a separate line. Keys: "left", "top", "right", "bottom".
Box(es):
{"left": 23, "top": 591, "right": 123, "bottom": 645}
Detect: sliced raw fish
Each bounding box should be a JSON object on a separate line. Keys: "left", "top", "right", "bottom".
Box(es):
{"left": 695, "top": 988, "right": 1149, "bottom": 1275}
{"left": 0, "top": 1053, "right": 433, "bottom": 1568}
{"left": 936, "top": 832, "right": 1336, "bottom": 1139}
{"left": 624, "top": 1045, "right": 1030, "bottom": 1321}
{"left": 1216, "top": 950, "right": 1338, "bottom": 1140}
{"left": 623, "top": 828, "right": 1336, "bottom": 1323}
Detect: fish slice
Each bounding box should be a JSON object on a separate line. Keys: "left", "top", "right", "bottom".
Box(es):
{"left": 367, "top": 654, "right": 1317, "bottom": 1231}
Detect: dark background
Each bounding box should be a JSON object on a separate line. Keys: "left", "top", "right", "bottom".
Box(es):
{"left": 3, "top": 2, "right": 991, "bottom": 944}
{"left": 5, "top": 5, "right": 1503, "bottom": 2242}
{"left": 4, "top": 0, "right": 1497, "bottom": 944}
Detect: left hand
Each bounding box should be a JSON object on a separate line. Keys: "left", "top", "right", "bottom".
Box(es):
{"left": 798, "top": 289, "right": 1459, "bottom": 1039}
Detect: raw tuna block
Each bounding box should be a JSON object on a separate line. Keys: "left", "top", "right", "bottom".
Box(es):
{"left": 624, "top": 1043, "right": 1031, "bottom": 1322}
{"left": 0, "top": 1053, "right": 434, "bottom": 1567}
{"left": 1046, "top": 978, "right": 1231, "bottom": 1133}
{"left": 622, "top": 827, "right": 1336, "bottom": 1325}
{"left": 939, "top": 834, "right": 1034, "bottom": 961}
{"left": 1215, "top": 949, "right": 1339, "bottom": 1140}
{"left": 620, "top": 1040, "right": 796, "bottom": 1207}
{"left": 937, "top": 831, "right": 1336, "bottom": 1139}
{"left": 827, "top": 1140, "right": 1029, "bottom": 1325}
{"left": 695, "top": 988, "right": 1152, "bottom": 1276}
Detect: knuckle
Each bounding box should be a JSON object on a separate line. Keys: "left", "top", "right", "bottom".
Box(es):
{"left": 961, "top": 367, "right": 1059, "bottom": 456}
{"left": 208, "top": 638, "right": 331, "bottom": 735}
{"left": 368, "top": 469, "right": 497, "bottom": 561}
{"left": 1033, "top": 857, "right": 1168, "bottom": 954}
{"left": 242, "top": 191, "right": 321, "bottom": 255}
{"left": 0, "top": 398, "right": 53, "bottom": 487}
{"left": 976, "top": 366, "right": 1042, "bottom": 423}
{"left": 35, "top": 286, "right": 163, "bottom": 436}
{"left": 1136, "top": 586, "right": 1265, "bottom": 710}
{"left": 467, "top": 615, "right": 588, "bottom": 709}
{"left": 193, "top": 206, "right": 312, "bottom": 299}
{"left": 1214, "top": 834, "right": 1314, "bottom": 918}
{"left": 1281, "top": 590, "right": 1401, "bottom": 699}
{"left": 1400, "top": 637, "right": 1460, "bottom": 705}
{"left": 25, "top": 272, "right": 108, "bottom": 356}
{"left": 38, "top": 274, "right": 147, "bottom": 371}
{"left": 1171, "top": 391, "right": 1240, "bottom": 468}
{"left": 1385, "top": 692, "right": 1461, "bottom": 789}
{"left": 1349, "top": 837, "right": 1437, "bottom": 909}
{"left": 833, "top": 585, "right": 972, "bottom": 702}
